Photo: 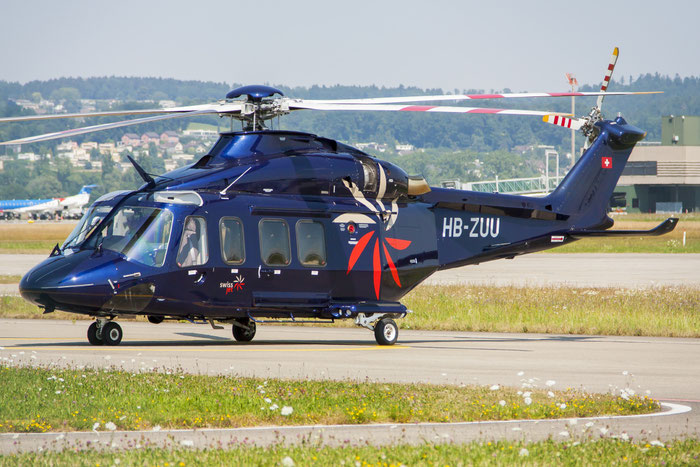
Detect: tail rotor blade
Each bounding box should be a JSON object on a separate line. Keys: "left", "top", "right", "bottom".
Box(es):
{"left": 596, "top": 47, "right": 619, "bottom": 111}
{"left": 542, "top": 115, "right": 585, "bottom": 130}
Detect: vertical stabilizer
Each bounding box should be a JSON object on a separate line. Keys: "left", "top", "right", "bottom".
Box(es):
{"left": 546, "top": 116, "right": 645, "bottom": 224}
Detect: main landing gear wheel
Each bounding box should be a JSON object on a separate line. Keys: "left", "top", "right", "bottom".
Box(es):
{"left": 374, "top": 318, "right": 398, "bottom": 346}
{"left": 147, "top": 315, "right": 164, "bottom": 324}
{"left": 232, "top": 318, "right": 256, "bottom": 342}
{"left": 87, "top": 322, "right": 103, "bottom": 346}
{"left": 102, "top": 322, "right": 123, "bottom": 346}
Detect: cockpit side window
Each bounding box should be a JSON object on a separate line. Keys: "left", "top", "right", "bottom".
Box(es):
{"left": 177, "top": 216, "right": 209, "bottom": 268}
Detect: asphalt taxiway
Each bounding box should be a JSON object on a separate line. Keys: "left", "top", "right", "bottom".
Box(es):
{"left": 2, "top": 253, "right": 700, "bottom": 296}
{"left": 1, "top": 319, "right": 698, "bottom": 453}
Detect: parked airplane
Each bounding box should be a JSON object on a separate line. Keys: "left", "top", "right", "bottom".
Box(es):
{"left": 0, "top": 185, "right": 97, "bottom": 220}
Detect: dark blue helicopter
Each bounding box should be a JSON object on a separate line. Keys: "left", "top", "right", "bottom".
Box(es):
{"left": 1, "top": 49, "right": 674, "bottom": 346}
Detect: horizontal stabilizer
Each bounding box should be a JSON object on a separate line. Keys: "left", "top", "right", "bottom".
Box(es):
{"left": 568, "top": 218, "right": 678, "bottom": 238}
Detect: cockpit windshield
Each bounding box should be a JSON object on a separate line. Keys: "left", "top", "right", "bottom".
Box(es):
{"left": 92, "top": 206, "right": 174, "bottom": 267}
{"left": 62, "top": 205, "right": 112, "bottom": 251}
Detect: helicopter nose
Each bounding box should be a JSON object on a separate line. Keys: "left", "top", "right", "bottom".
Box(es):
{"left": 19, "top": 251, "right": 109, "bottom": 312}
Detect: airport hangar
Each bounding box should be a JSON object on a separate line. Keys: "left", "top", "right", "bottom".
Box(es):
{"left": 613, "top": 115, "right": 700, "bottom": 213}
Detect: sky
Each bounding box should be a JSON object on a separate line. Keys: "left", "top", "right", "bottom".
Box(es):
{"left": 1, "top": 0, "right": 699, "bottom": 93}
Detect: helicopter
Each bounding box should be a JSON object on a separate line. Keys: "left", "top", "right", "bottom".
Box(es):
{"left": 1, "top": 48, "right": 675, "bottom": 346}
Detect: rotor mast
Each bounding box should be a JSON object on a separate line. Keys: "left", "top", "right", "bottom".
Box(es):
{"left": 225, "top": 85, "right": 289, "bottom": 131}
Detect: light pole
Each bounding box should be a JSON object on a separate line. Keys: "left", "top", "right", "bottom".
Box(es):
{"left": 566, "top": 73, "right": 578, "bottom": 164}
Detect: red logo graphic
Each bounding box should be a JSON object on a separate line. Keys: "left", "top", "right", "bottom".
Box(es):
{"left": 224, "top": 275, "right": 245, "bottom": 295}
{"left": 346, "top": 231, "right": 411, "bottom": 299}
{"left": 601, "top": 157, "right": 612, "bottom": 169}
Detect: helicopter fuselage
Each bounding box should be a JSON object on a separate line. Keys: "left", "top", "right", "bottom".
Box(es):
{"left": 19, "top": 119, "right": 664, "bottom": 342}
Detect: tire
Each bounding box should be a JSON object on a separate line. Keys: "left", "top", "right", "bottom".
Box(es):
{"left": 147, "top": 315, "right": 164, "bottom": 324}
{"left": 232, "top": 319, "right": 256, "bottom": 342}
{"left": 374, "top": 318, "right": 398, "bottom": 346}
{"left": 102, "top": 322, "right": 123, "bottom": 346}
{"left": 87, "top": 322, "right": 103, "bottom": 346}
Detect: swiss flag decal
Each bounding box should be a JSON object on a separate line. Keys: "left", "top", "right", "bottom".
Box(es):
{"left": 601, "top": 157, "right": 612, "bottom": 169}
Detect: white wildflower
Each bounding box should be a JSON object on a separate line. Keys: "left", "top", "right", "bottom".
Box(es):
{"left": 620, "top": 432, "right": 629, "bottom": 441}
{"left": 152, "top": 425, "right": 161, "bottom": 432}
{"left": 650, "top": 440, "right": 664, "bottom": 447}
{"left": 524, "top": 397, "right": 532, "bottom": 406}
{"left": 545, "top": 380, "right": 556, "bottom": 387}
{"left": 585, "top": 422, "right": 594, "bottom": 428}
{"left": 559, "top": 403, "right": 567, "bottom": 409}
{"left": 264, "top": 398, "right": 272, "bottom": 403}
{"left": 92, "top": 422, "right": 100, "bottom": 431}
{"left": 282, "top": 456, "right": 295, "bottom": 467}
{"left": 522, "top": 391, "right": 531, "bottom": 398}
{"left": 499, "top": 400, "right": 506, "bottom": 407}
{"left": 489, "top": 384, "right": 499, "bottom": 391}
{"left": 519, "top": 448, "right": 529, "bottom": 457}
{"left": 269, "top": 404, "right": 279, "bottom": 411}
{"left": 105, "top": 422, "right": 117, "bottom": 431}
{"left": 547, "top": 391, "right": 555, "bottom": 398}
{"left": 599, "top": 427, "right": 609, "bottom": 435}
{"left": 55, "top": 390, "right": 61, "bottom": 394}
{"left": 281, "top": 406, "right": 293, "bottom": 416}
{"left": 559, "top": 430, "right": 569, "bottom": 437}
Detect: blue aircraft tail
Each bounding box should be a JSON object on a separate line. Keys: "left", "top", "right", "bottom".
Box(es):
{"left": 545, "top": 116, "right": 646, "bottom": 225}
{"left": 78, "top": 185, "right": 98, "bottom": 195}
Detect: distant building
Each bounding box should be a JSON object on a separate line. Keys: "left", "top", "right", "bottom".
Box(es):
{"left": 121, "top": 133, "right": 141, "bottom": 146}
{"left": 141, "top": 132, "right": 160, "bottom": 145}
{"left": 160, "top": 131, "right": 179, "bottom": 144}
{"left": 614, "top": 116, "right": 700, "bottom": 213}
{"left": 395, "top": 143, "right": 415, "bottom": 152}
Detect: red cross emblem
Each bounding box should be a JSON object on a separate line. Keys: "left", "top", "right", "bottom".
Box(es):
{"left": 601, "top": 157, "right": 612, "bottom": 169}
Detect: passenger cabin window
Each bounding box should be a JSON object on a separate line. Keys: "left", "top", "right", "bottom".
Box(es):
{"left": 177, "top": 216, "right": 208, "bottom": 267}
{"left": 220, "top": 217, "right": 245, "bottom": 264}
{"left": 296, "top": 220, "right": 327, "bottom": 267}
{"left": 259, "top": 219, "right": 290, "bottom": 266}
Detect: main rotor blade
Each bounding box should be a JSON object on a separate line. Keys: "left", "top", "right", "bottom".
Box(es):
{"left": 0, "top": 107, "right": 238, "bottom": 146}
{"left": 301, "top": 90, "right": 658, "bottom": 105}
{"left": 0, "top": 102, "right": 241, "bottom": 123}
{"left": 290, "top": 102, "right": 570, "bottom": 117}
{"left": 596, "top": 47, "right": 620, "bottom": 110}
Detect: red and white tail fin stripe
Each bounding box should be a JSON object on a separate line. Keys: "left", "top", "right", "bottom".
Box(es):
{"left": 596, "top": 47, "right": 619, "bottom": 109}
{"left": 542, "top": 114, "right": 585, "bottom": 130}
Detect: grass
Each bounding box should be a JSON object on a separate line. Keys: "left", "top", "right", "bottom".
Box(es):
{"left": 400, "top": 285, "right": 700, "bottom": 337}
{"left": 2, "top": 440, "right": 699, "bottom": 465}
{"left": 186, "top": 122, "right": 218, "bottom": 131}
{"left": 0, "top": 365, "right": 658, "bottom": 433}
{"left": 549, "top": 217, "right": 700, "bottom": 253}
{"left": 0, "top": 275, "right": 21, "bottom": 284}
{"left": 0, "top": 215, "right": 698, "bottom": 254}
{"left": 0, "top": 222, "right": 73, "bottom": 254}
{"left": 2, "top": 285, "right": 699, "bottom": 337}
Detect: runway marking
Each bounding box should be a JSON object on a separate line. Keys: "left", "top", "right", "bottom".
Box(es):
{"left": 0, "top": 403, "right": 690, "bottom": 440}
{"left": 0, "top": 345, "right": 409, "bottom": 353}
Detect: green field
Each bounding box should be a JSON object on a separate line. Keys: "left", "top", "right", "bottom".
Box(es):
{"left": 3, "top": 284, "right": 698, "bottom": 337}
{"left": 0, "top": 214, "right": 697, "bottom": 254}
{"left": 0, "top": 366, "right": 657, "bottom": 434}
{"left": 3, "top": 439, "right": 698, "bottom": 466}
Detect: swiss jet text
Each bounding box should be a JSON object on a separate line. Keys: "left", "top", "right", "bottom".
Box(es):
{"left": 441, "top": 217, "right": 501, "bottom": 238}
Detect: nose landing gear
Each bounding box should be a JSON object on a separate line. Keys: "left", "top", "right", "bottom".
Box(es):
{"left": 87, "top": 318, "right": 123, "bottom": 346}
